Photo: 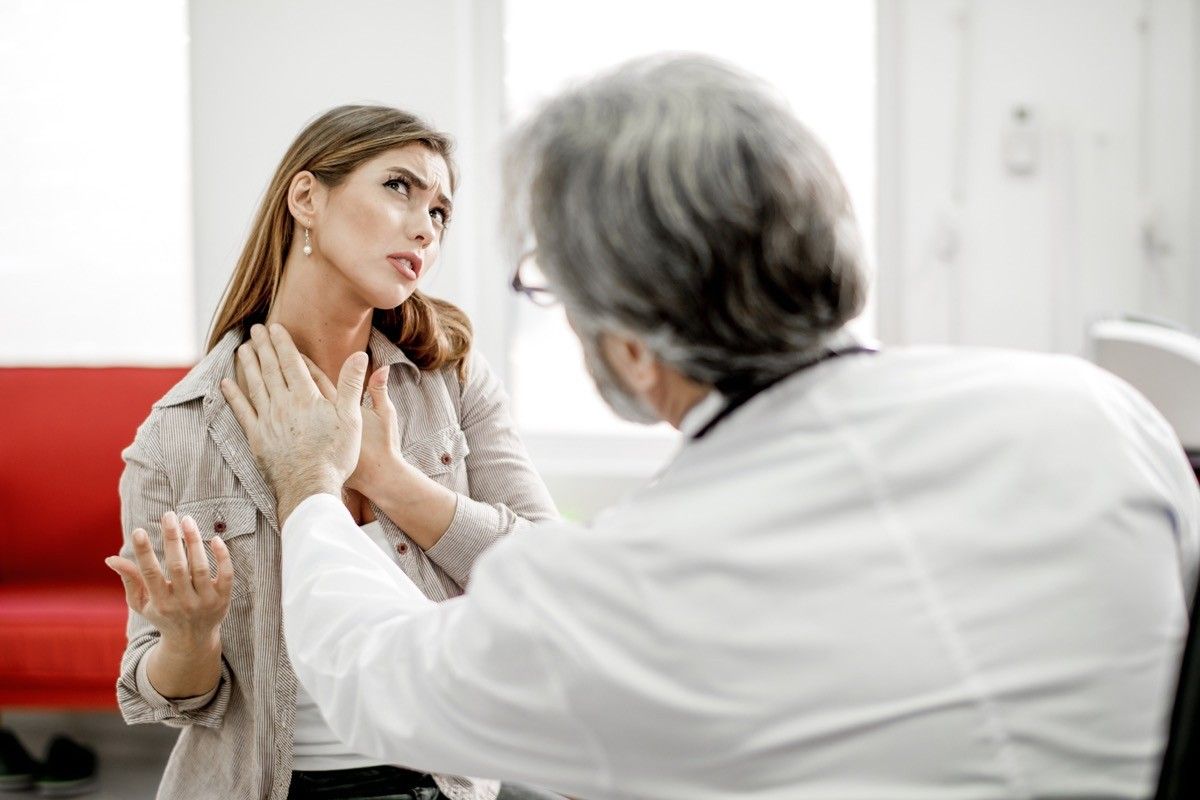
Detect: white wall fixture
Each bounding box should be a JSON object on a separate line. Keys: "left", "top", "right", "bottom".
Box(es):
{"left": 1002, "top": 106, "right": 1040, "bottom": 177}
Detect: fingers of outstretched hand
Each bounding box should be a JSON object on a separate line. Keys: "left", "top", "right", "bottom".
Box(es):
{"left": 182, "top": 515, "right": 212, "bottom": 595}
{"left": 249, "top": 324, "right": 287, "bottom": 396}
{"left": 161, "top": 511, "right": 195, "bottom": 594}
{"left": 130, "top": 526, "right": 168, "bottom": 598}
{"left": 105, "top": 555, "right": 149, "bottom": 613}
{"left": 336, "top": 352, "right": 369, "bottom": 417}
{"left": 211, "top": 535, "right": 234, "bottom": 601}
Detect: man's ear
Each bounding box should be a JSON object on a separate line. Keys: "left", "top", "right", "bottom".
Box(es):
{"left": 286, "top": 171, "right": 323, "bottom": 229}
{"left": 601, "top": 331, "right": 659, "bottom": 394}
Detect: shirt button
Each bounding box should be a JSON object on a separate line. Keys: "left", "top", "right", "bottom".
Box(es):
{"left": 440, "top": 452, "right": 452, "bottom": 466}
{"left": 395, "top": 542, "right": 409, "bottom": 555}
{"left": 213, "top": 520, "right": 227, "bottom": 534}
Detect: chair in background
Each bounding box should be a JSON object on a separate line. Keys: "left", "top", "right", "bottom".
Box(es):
{"left": 0, "top": 367, "right": 189, "bottom": 712}
{"left": 1090, "top": 319, "right": 1200, "bottom": 798}
{"left": 1157, "top": 586, "right": 1200, "bottom": 800}
{"left": 1090, "top": 317, "right": 1200, "bottom": 482}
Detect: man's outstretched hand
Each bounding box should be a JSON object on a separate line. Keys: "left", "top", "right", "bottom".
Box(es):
{"left": 220, "top": 323, "right": 368, "bottom": 526}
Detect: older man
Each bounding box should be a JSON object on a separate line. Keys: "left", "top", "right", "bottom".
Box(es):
{"left": 221, "top": 56, "right": 1197, "bottom": 799}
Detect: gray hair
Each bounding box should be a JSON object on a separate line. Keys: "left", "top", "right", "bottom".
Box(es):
{"left": 504, "top": 54, "right": 868, "bottom": 394}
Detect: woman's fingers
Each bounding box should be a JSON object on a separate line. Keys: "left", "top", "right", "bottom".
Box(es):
{"left": 366, "top": 366, "right": 392, "bottom": 415}
{"left": 160, "top": 512, "right": 194, "bottom": 594}
{"left": 119, "top": 515, "right": 235, "bottom": 623}
{"left": 182, "top": 515, "right": 212, "bottom": 594}
{"left": 211, "top": 535, "right": 234, "bottom": 601}
{"left": 131, "top": 527, "right": 169, "bottom": 599}
{"left": 336, "top": 352, "right": 369, "bottom": 418}
{"left": 105, "top": 556, "right": 149, "bottom": 614}
{"left": 301, "top": 354, "right": 337, "bottom": 402}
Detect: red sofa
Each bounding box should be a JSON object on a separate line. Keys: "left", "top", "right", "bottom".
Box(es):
{"left": 0, "top": 367, "right": 189, "bottom": 709}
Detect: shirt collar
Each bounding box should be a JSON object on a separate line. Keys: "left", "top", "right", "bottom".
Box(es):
{"left": 677, "top": 390, "right": 725, "bottom": 439}
{"left": 155, "top": 326, "right": 422, "bottom": 410}
{"left": 672, "top": 328, "right": 875, "bottom": 441}
{"left": 154, "top": 330, "right": 241, "bottom": 408}
{"left": 367, "top": 327, "right": 422, "bottom": 383}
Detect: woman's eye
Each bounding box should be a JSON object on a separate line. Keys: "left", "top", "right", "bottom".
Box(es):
{"left": 384, "top": 177, "right": 409, "bottom": 194}
{"left": 430, "top": 208, "right": 448, "bottom": 226}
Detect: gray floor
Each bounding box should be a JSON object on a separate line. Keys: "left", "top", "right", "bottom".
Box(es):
{"left": 0, "top": 713, "right": 570, "bottom": 800}
{"left": 1, "top": 711, "right": 174, "bottom": 799}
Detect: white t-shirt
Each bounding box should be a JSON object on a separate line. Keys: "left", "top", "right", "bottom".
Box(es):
{"left": 291, "top": 519, "right": 398, "bottom": 772}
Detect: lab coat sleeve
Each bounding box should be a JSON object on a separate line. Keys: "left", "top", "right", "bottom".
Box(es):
{"left": 281, "top": 492, "right": 614, "bottom": 796}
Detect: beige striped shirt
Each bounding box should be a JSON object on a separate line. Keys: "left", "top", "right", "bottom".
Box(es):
{"left": 116, "top": 328, "right": 558, "bottom": 800}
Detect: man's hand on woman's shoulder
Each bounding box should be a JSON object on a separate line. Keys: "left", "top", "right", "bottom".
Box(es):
{"left": 220, "top": 323, "right": 368, "bottom": 525}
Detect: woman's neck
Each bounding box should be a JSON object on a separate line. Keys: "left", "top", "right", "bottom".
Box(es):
{"left": 265, "top": 253, "right": 373, "bottom": 382}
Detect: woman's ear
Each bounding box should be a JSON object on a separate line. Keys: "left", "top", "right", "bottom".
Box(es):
{"left": 286, "top": 171, "right": 322, "bottom": 228}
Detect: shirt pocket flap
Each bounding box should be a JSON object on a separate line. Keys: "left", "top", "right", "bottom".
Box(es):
{"left": 403, "top": 426, "right": 470, "bottom": 478}
{"left": 174, "top": 498, "right": 258, "bottom": 600}
{"left": 175, "top": 497, "right": 258, "bottom": 542}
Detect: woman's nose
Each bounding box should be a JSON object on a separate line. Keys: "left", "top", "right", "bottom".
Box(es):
{"left": 407, "top": 212, "right": 435, "bottom": 246}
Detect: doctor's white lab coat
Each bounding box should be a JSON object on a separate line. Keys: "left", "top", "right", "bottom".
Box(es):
{"left": 282, "top": 346, "right": 1199, "bottom": 800}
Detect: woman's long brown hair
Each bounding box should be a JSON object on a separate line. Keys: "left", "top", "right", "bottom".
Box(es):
{"left": 206, "top": 105, "right": 472, "bottom": 379}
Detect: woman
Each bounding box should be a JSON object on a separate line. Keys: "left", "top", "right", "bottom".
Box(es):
{"left": 104, "top": 106, "right": 560, "bottom": 800}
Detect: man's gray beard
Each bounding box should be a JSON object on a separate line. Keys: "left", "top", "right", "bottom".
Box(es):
{"left": 578, "top": 332, "right": 662, "bottom": 425}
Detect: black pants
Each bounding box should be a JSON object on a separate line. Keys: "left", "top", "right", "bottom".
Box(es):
{"left": 288, "top": 767, "right": 567, "bottom": 800}
{"left": 287, "top": 766, "right": 440, "bottom": 800}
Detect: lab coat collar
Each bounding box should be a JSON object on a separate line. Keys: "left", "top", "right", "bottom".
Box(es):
{"left": 677, "top": 390, "right": 725, "bottom": 439}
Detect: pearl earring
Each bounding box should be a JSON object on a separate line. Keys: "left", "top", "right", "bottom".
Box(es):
{"left": 303, "top": 228, "right": 313, "bottom": 257}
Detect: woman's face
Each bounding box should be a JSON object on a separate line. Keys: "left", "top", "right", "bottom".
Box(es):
{"left": 313, "top": 144, "right": 453, "bottom": 309}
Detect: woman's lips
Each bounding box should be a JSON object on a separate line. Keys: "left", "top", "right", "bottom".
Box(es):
{"left": 388, "top": 254, "right": 420, "bottom": 281}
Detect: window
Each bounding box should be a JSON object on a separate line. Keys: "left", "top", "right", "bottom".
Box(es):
{"left": 0, "top": 1, "right": 192, "bottom": 365}
{"left": 504, "top": 0, "right": 876, "bottom": 446}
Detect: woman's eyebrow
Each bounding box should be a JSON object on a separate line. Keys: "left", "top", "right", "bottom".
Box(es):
{"left": 386, "top": 166, "right": 453, "bottom": 210}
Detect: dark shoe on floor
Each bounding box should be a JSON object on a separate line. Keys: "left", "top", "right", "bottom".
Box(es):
{"left": 33, "top": 737, "right": 96, "bottom": 798}
{"left": 0, "top": 727, "right": 40, "bottom": 792}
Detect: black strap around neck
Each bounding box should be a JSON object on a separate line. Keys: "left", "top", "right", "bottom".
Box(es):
{"left": 691, "top": 345, "right": 878, "bottom": 441}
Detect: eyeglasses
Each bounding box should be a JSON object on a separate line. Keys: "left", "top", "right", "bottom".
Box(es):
{"left": 510, "top": 250, "right": 558, "bottom": 307}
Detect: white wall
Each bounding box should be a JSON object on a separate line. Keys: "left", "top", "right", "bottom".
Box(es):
{"left": 188, "top": 0, "right": 510, "bottom": 371}
{"left": 1194, "top": 0, "right": 1200, "bottom": 331}
{"left": 6, "top": 1, "right": 1197, "bottom": 513}
{"left": 0, "top": 1, "right": 193, "bottom": 365}
{"left": 878, "top": 0, "right": 1196, "bottom": 354}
